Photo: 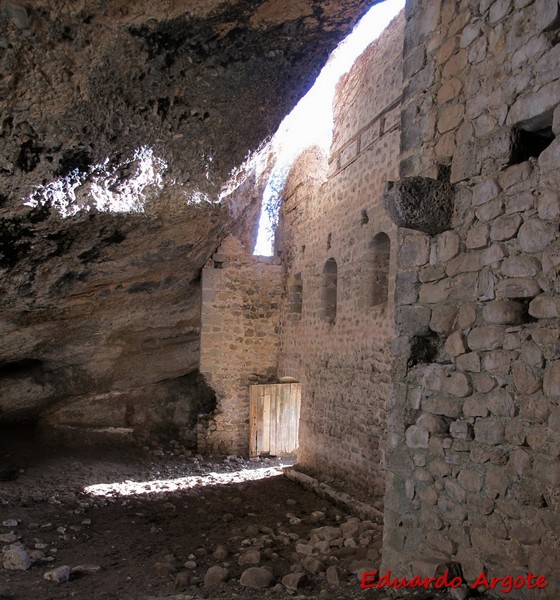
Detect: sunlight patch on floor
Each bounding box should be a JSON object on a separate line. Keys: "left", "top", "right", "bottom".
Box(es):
{"left": 83, "top": 465, "right": 284, "bottom": 497}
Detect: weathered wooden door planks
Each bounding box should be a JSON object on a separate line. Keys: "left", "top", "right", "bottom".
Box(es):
{"left": 249, "top": 383, "right": 301, "bottom": 457}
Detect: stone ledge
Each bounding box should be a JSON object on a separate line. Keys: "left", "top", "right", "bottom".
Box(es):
{"left": 282, "top": 467, "right": 383, "bottom": 522}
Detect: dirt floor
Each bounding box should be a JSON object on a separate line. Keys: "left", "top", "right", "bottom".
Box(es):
{"left": 1, "top": 427, "right": 463, "bottom": 600}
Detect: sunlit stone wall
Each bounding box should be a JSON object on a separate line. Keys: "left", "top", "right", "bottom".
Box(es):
{"left": 276, "top": 14, "right": 404, "bottom": 505}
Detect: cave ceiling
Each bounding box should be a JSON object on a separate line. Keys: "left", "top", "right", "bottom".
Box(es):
{"left": 0, "top": 0, "right": 377, "bottom": 424}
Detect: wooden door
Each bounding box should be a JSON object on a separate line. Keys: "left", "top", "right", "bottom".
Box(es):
{"left": 249, "top": 383, "right": 301, "bottom": 457}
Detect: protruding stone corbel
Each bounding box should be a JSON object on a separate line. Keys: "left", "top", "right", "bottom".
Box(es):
{"left": 382, "top": 176, "right": 453, "bottom": 235}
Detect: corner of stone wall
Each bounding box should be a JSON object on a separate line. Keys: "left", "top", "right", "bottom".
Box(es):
{"left": 384, "top": 0, "right": 560, "bottom": 593}
{"left": 198, "top": 235, "right": 283, "bottom": 456}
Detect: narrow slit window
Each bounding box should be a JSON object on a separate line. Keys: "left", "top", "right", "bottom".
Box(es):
{"left": 322, "top": 258, "right": 338, "bottom": 323}
{"left": 371, "top": 232, "right": 390, "bottom": 307}
{"left": 288, "top": 273, "right": 303, "bottom": 316}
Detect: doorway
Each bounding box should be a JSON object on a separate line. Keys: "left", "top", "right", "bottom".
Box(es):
{"left": 249, "top": 383, "right": 301, "bottom": 457}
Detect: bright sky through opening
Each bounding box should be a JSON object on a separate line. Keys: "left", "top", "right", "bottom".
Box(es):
{"left": 253, "top": 0, "right": 406, "bottom": 256}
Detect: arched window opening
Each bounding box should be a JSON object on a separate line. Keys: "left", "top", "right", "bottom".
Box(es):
{"left": 322, "top": 258, "right": 338, "bottom": 323}
{"left": 371, "top": 232, "right": 390, "bottom": 307}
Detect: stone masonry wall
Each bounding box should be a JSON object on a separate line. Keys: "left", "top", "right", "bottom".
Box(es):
{"left": 383, "top": 1, "right": 560, "bottom": 596}
{"left": 199, "top": 235, "right": 283, "bottom": 455}
{"left": 277, "top": 14, "right": 404, "bottom": 507}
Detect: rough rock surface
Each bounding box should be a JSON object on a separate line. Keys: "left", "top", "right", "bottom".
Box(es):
{"left": 0, "top": 0, "right": 374, "bottom": 433}
{"left": 382, "top": 176, "right": 454, "bottom": 234}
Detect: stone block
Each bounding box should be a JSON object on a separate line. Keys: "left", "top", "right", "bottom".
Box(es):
{"left": 240, "top": 566, "right": 275, "bottom": 588}
{"left": 479, "top": 266, "right": 497, "bottom": 302}
{"left": 533, "top": 456, "right": 560, "bottom": 487}
{"left": 450, "top": 272, "right": 479, "bottom": 301}
{"left": 476, "top": 198, "right": 503, "bottom": 223}
{"left": 538, "top": 190, "right": 560, "bottom": 221}
{"left": 395, "top": 271, "right": 420, "bottom": 305}
{"left": 501, "top": 256, "right": 541, "bottom": 278}
{"left": 510, "top": 522, "right": 541, "bottom": 545}
{"left": 474, "top": 419, "right": 505, "bottom": 445}
{"left": 383, "top": 177, "right": 454, "bottom": 234}
{"left": 437, "top": 79, "right": 463, "bottom": 106}
{"left": 468, "top": 35, "right": 488, "bottom": 64}
{"left": 409, "top": 363, "right": 449, "bottom": 392}
{"left": 398, "top": 234, "right": 431, "bottom": 268}
{"left": 482, "top": 127, "right": 520, "bottom": 173}
{"left": 282, "top": 572, "right": 307, "bottom": 593}
{"left": 2, "top": 546, "right": 31, "bottom": 571}
{"left": 396, "top": 305, "right": 432, "bottom": 336}
{"left": 489, "top": 0, "right": 512, "bottom": 23}
{"left": 456, "top": 352, "right": 481, "bottom": 372}
{"left": 549, "top": 407, "right": 560, "bottom": 432}
{"left": 512, "top": 34, "right": 550, "bottom": 70}
{"left": 404, "top": 45, "right": 426, "bottom": 79}
{"left": 458, "top": 469, "right": 482, "bottom": 493}
{"left": 535, "top": 0, "right": 560, "bottom": 31}
{"left": 521, "top": 341, "right": 544, "bottom": 368}
{"left": 538, "top": 138, "right": 560, "bottom": 176}
{"left": 505, "top": 191, "right": 535, "bottom": 214}
{"left": 417, "top": 413, "right": 448, "bottom": 433}
{"left": 405, "top": 425, "right": 429, "bottom": 448}
{"left": 460, "top": 21, "right": 481, "bottom": 48}
{"left": 430, "top": 304, "right": 458, "bottom": 334}
{"left": 466, "top": 223, "right": 488, "bottom": 249}
{"left": 499, "top": 161, "right": 532, "bottom": 190}
{"left": 419, "top": 279, "right": 452, "bottom": 304}
{"left": 437, "top": 495, "right": 467, "bottom": 522}
{"left": 426, "top": 531, "right": 457, "bottom": 555}
{"left": 436, "top": 231, "right": 461, "bottom": 262}
{"left": 483, "top": 350, "right": 511, "bottom": 376}
{"left": 451, "top": 139, "right": 482, "bottom": 183}
{"left": 486, "top": 466, "right": 509, "bottom": 497}
{"left": 517, "top": 218, "right": 557, "bottom": 253}
{"left": 472, "top": 373, "right": 496, "bottom": 394}
{"left": 542, "top": 240, "right": 560, "bottom": 277}
{"left": 450, "top": 420, "right": 473, "bottom": 440}
{"left": 488, "top": 388, "right": 515, "bottom": 417}
{"left": 471, "top": 179, "right": 501, "bottom": 207}
{"left": 438, "top": 104, "right": 465, "bottom": 134}
{"left": 467, "top": 326, "right": 505, "bottom": 350}
{"left": 482, "top": 300, "right": 524, "bottom": 325}
{"left": 446, "top": 252, "right": 483, "bottom": 276}
{"left": 512, "top": 361, "right": 542, "bottom": 394}
{"left": 529, "top": 294, "right": 560, "bottom": 318}
{"left": 495, "top": 278, "right": 541, "bottom": 299}
{"left": 443, "top": 372, "right": 472, "bottom": 397}
{"left": 408, "top": 386, "right": 422, "bottom": 410}
{"left": 420, "top": 264, "right": 446, "bottom": 283}
{"left": 507, "top": 79, "right": 560, "bottom": 131}
{"left": 544, "top": 360, "right": 560, "bottom": 396}
{"left": 489, "top": 213, "right": 522, "bottom": 241}
{"left": 445, "top": 331, "right": 466, "bottom": 357}
{"left": 457, "top": 304, "right": 477, "bottom": 328}
{"left": 520, "top": 396, "right": 551, "bottom": 425}
{"left": 423, "top": 395, "right": 463, "bottom": 418}
{"left": 507, "top": 448, "right": 531, "bottom": 477}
